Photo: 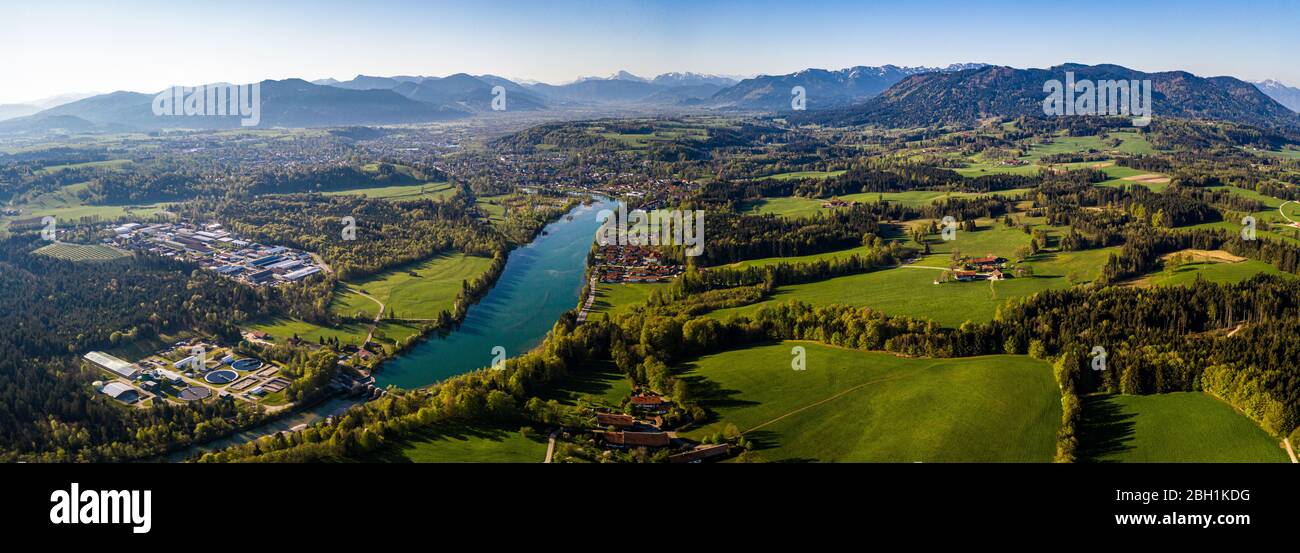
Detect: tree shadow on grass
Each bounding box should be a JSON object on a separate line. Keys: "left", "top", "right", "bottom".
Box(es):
{"left": 538, "top": 361, "right": 626, "bottom": 406}
{"left": 1077, "top": 394, "right": 1137, "bottom": 463}
{"left": 364, "top": 423, "right": 546, "bottom": 463}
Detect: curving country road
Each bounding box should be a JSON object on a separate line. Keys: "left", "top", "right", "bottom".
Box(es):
{"left": 346, "top": 287, "right": 385, "bottom": 344}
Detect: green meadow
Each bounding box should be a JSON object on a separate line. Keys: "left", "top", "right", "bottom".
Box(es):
{"left": 1022, "top": 131, "right": 1156, "bottom": 161}
{"left": 1136, "top": 259, "right": 1289, "bottom": 287}
{"left": 330, "top": 253, "right": 494, "bottom": 320}
{"left": 322, "top": 181, "right": 454, "bottom": 201}
{"left": 709, "top": 245, "right": 1116, "bottom": 327}
{"left": 362, "top": 424, "right": 549, "bottom": 463}
{"left": 1185, "top": 186, "right": 1300, "bottom": 245}
{"left": 2, "top": 181, "right": 173, "bottom": 230}
{"left": 757, "top": 170, "right": 847, "bottom": 180}
{"left": 679, "top": 342, "right": 1061, "bottom": 462}
{"left": 36, "top": 159, "right": 133, "bottom": 174}
{"left": 952, "top": 131, "right": 1155, "bottom": 177}
{"left": 588, "top": 282, "right": 669, "bottom": 317}
{"left": 246, "top": 316, "right": 372, "bottom": 348}
{"left": 739, "top": 189, "right": 1034, "bottom": 220}
{"left": 1079, "top": 393, "right": 1287, "bottom": 463}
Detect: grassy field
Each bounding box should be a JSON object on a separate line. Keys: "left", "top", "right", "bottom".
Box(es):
{"left": 36, "top": 159, "right": 133, "bottom": 173}
{"left": 474, "top": 193, "right": 512, "bottom": 225}
{"left": 1023, "top": 131, "right": 1156, "bottom": 161}
{"left": 364, "top": 424, "right": 548, "bottom": 463}
{"left": 1135, "top": 259, "right": 1289, "bottom": 287}
{"left": 2, "top": 181, "right": 173, "bottom": 231}
{"left": 539, "top": 361, "right": 633, "bottom": 409}
{"left": 1259, "top": 147, "right": 1300, "bottom": 160}
{"left": 726, "top": 244, "right": 874, "bottom": 270}
{"left": 32, "top": 242, "right": 131, "bottom": 261}
{"left": 595, "top": 126, "right": 709, "bottom": 149}
{"left": 247, "top": 316, "right": 372, "bottom": 348}
{"left": 1185, "top": 186, "right": 1300, "bottom": 245}
{"left": 679, "top": 342, "right": 1061, "bottom": 462}
{"left": 322, "top": 181, "right": 454, "bottom": 201}
{"left": 953, "top": 160, "right": 1042, "bottom": 177}
{"left": 757, "top": 170, "right": 847, "bottom": 180}
{"left": 738, "top": 196, "right": 829, "bottom": 219}
{"left": 1079, "top": 393, "right": 1287, "bottom": 463}
{"left": 331, "top": 253, "right": 494, "bottom": 320}
{"left": 710, "top": 245, "right": 1116, "bottom": 327}
{"left": 952, "top": 131, "right": 1155, "bottom": 178}
{"left": 588, "top": 282, "right": 669, "bottom": 317}
{"left": 740, "top": 189, "right": 1034, "bottom": 220}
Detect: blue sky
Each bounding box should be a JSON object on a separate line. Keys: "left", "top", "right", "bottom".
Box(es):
{"left": 5, "top": 0, "right": 1299, "bottom": 103}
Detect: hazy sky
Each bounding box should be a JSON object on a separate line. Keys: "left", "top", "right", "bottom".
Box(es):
{"left": 5, "top": 0, "right": 1299, "bottom": 103}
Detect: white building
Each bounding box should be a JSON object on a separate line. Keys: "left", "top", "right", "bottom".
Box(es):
{"left": 83, "top": 351, "right": 141, "bottom": 380}
{"left": 100, "top": 382, "right": 140, "bottom": 403}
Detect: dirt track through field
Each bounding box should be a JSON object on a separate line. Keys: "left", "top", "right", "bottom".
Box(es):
{"left": 741, "top": 372, "right": 917, "bottom": 435}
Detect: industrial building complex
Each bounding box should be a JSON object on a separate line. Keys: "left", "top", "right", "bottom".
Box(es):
{"left": 110, "top": 221, "right": 325, "bottom": 287}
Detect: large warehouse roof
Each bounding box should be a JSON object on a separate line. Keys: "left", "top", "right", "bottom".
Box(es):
{"left": 83, "top": 351, "right": 140, "bottom": 379}
{"left": 101, "top": 382, "right": 139, "bottom": 402}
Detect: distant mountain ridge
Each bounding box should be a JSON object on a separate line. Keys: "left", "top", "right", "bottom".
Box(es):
{"left": 0, "top": 79, "right": 466, "bottom": 133}
{"left": 707, "top": 64, "right": 988, "bottom": 111}
{"left": 5, "top": 63, "right": 1297, "bottom": 135}
{"left": 0, "top": 92, "right": 98, "bottom": 122}
{"left": 1255, "top": 79, "right": 1300, "bottom": 113}
{"left": 799, "top": 63, "right": 1300, "bottom": 129}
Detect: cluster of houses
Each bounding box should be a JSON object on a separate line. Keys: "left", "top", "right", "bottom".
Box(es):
{"left": 111, "top": 222, "right": 324, "bottom": 286}
{"left": 821, "top": 198, "right": 858, "bottom": 209}
{"left": 590, "top": 393, "right": 731, "bottom": 463}
{"left": 946, "top": 254, "right": 1009, "bottom": 282}
{"left": 594, "top": 244, "right": 684, "bottom": 283}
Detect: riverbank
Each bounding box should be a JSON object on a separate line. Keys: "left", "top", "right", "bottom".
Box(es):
{"left": 165, "top": 196, "right": 608, "bottom": 460}
{"left": 376, "top": 196, "right": 617, "bottom": 389}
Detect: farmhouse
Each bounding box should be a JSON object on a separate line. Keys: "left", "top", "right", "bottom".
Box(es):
{"left": 821, "top": 198, "right": 857, "bottom": 208}
{"left": 597, "top": 431, "right": 671, "bottom": 448}
{"left": 629, "top": 394, "right": 668, "bottom": 412}
{"left": 669, "top": 444, "right": 731, "bottom": 463}
{"left": 595, "top": 412, "right": 636, "bottom": 429}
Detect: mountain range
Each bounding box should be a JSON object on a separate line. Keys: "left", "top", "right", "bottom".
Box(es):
{"left": 800, "top": 63, "right": 1300, "bottom": 129}
{"left": 710, "top": 64, "right": 986, "bottom": 111}
{"left": 3, "top": 64, "right": 1297, "bottom": 134}
{"left": 1255, "top": 79, "right": 1300, "bottom": 113}
{"left": 0, "top": 92, "right": 99, "bottom": 122}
